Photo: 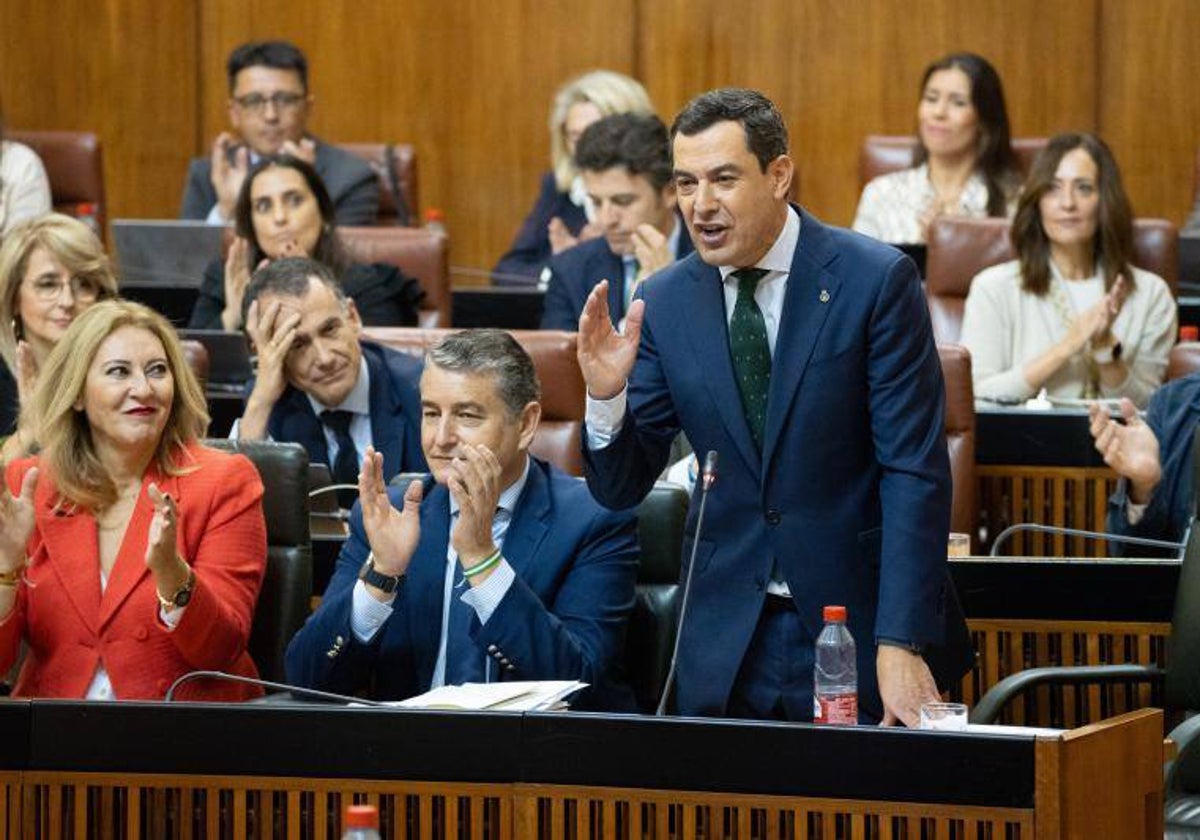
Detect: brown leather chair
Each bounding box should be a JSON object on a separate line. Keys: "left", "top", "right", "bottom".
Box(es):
{"left": 939, "top": 343, "right": 976, "bottom": 544}
{"left": 361, "top": 327, "right": 585, "bottom": 475}
{"left": 337, "top": 143, "right": 419, "bottom": 226}
{"left": 858, "top": 135, "right": 1047, "bottom": 189}
{"left": 924, "top": 216, "right": 1180, "bottom": 344}
{"left": 1169, "top": 342, "right": 1200, "bottom": 381}
{"left": 338, "top": 226, "right": 449, "bottom": 329}
{"left": 7, "top": 130, "right": 106, "bottom": 234}
{"left": 181, "top": 340, "right": 209, "bottom": 393}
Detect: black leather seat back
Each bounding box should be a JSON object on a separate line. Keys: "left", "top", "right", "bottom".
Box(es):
{"left": 627, "top": 482, "right": 688, "bottom": 712}
{"left": 205, "top": 439, "right": 312, "bottom": 683}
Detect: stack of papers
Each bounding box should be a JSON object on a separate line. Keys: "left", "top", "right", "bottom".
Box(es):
{"left": 394, "top": 680, "right": 587, "bottom": 711}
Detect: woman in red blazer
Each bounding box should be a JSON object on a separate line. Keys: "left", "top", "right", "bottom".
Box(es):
{"left": 0, "top": 299, "right": 267, "bottom": 700}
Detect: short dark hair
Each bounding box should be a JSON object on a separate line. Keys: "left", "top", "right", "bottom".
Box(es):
{"left": 233, "top": 155, "right": 346, "bottom": 272}
{"left": 426, "top": 330, "right": 541, "bottom": 418}
{"left": 242, "top": 256, "right": 346, "bottom": 326}
{"left": 670, "top": 88, "right": 788, "bottom": 172}
{"left": 227, "top": 40, "right": 308, "bottom": 92}
{"left": 913, "top": 52, "right": 1019, "bottom": 217}
{"left": 1012, "top": 133, "right": 1135, "bottom": 297}
{"left": 574, "top": 113, "right": 673, "bottom": 191}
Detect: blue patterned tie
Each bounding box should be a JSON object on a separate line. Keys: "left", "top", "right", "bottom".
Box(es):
{"left": 444, "top": 576, "right": 484, "bottom": 685}
{"left": 730, "top": 268, "right": 771, "bottom": 450}
{"left": 320, "top": 410, "right": 359, "bottom": 508}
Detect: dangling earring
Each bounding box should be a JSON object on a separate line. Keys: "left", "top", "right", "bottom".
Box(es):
{"left": 12, "top": 317, "right": 22, "bottom": 341}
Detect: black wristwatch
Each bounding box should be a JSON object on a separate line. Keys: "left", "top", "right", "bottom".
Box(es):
{"left": 360, "top": 554, "right": 405, "bottom": 594}
{"left": 157, "top": 568, "right": 196, "bottom": 611}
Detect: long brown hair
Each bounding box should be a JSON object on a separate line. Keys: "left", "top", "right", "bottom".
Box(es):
{"left": 27, "top": 300, "right": 209, "bottom": 510}
{"left": 912, "top": 52, "right": 1019, "bottom": 217}
{"left": 1011, "top": 133, "right": 1134, "bottom": 297}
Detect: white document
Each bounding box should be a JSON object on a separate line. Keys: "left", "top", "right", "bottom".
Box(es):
{"left": 394, "top": 680, "right": 587, "bottom": 711}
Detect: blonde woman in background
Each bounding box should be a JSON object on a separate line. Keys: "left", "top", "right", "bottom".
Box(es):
{"left": 0, "top": 214, "right": 118, "bottom": 461}
{"left": 492, "top": 69, "right": 653, "bottom": 285}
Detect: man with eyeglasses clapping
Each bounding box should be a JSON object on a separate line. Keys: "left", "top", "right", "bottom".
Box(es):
{"left": 180, "top": 40, "right": 378, "bottom": 226}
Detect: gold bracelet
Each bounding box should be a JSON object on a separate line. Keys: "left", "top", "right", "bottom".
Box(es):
{"left": 0, "top": 566, "right": 24, "bottom": 587}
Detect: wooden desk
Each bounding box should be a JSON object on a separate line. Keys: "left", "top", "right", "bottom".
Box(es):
{"left": 0, "top": 701, "right": 1165, "bottom": 839}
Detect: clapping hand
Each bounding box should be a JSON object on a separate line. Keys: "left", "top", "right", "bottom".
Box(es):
{"left": 1089, "top": 398, "right": 1161, "bottom": 504}
{"left": 145, "top": 483, "right": 191, "bottom": 602}
{"left": 210, "top": 133, "right": 250, "bottom": 221}
{"left": 632, "top": 223, "right": 672, "bottom": 284}
{"left": 577, "top": 280, "right": 643, "bottom": 400}
{"left": 446, "top": 444, "right": 503, "bottom": 575}
{"left": 357, "top": 446, "right": 423, "bottom": 585}
{"left": 280, "top": 138, "right": 317, "bottom": 166}
{"left": 0, "top": 467, "right": 38, "bottom": 571}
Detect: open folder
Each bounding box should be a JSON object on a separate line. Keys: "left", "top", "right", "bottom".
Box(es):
{"left": 393, "top": 680, "right": 587, "bottom": 711}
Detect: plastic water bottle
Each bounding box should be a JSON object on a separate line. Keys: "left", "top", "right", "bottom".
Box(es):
{"left": 342, "top": 804, "right": 382, "bottom": 840}
{"left": 813, "top": 604, "right": 858, "bottom": 725}
{"left": 423, "top": 207, "right": 446, "bottom": 236}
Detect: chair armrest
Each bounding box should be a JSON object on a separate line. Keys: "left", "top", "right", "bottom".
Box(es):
{"left": 970, "top": 663, "right": 1165, "bottom": 724}
{"left": 1167, "top": 715, "right": 1200, "bottom": 794}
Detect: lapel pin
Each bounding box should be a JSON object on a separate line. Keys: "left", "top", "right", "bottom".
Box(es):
{"left": 819, "top": 289, "right": 830, "bottom": 303}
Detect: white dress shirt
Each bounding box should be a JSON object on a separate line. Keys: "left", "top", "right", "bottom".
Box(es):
{"left": 349, "top": 458, "right": 532, "bottom": 686}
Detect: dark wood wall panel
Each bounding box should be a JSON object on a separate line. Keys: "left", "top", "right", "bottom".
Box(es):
{"left": 1, "top": 1, "right": 1193, "bottom": 281}
{"left": 0, "top": 0, "right": 198, "bottom": 221}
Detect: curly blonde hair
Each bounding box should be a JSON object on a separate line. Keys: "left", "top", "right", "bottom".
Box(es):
{"left": 549, "top": 70, "right": 653, "bottom": 192}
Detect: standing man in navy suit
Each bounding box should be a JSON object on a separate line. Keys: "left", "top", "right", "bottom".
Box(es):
{"left": 579, "top": 88, "right": 972, "bottom": 724}
{"left": 234, "top": 257, "right": 425, "bottom": 490}
{"left": 180, "top": 40, "right": 378, "bottom": 226}
{"left": 286, "top": 330, "right": 639, "bottom": 708}
{"left": 541, "top": 114, "right": 693, "bottom": 332}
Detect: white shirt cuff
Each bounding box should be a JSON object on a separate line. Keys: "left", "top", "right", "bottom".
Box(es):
{"left": 205, "top": 203, "right": 230, "bottom": 225}
{"left": 1126, "top": 499, "right": 1149, "bottom": 525}
{"left": 459, "top": 559, "right": 515, "bottom": 624}
{"left": 159, "top": 604, "right": 186, "bottom": 629}
{"left": 584, "top": 386, "right": 628, "bottom": 449}
{"left": 351, "top": 578, "right": 395, "bottom": 643}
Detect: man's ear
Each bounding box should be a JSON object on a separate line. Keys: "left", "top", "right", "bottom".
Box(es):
{"left": 516, "top": 401, "right": 542, "bottom": 452}
{"left": 768, "top": 154, "right": 795, "bottom": 201}
{"left": 345, "top": 298, "right": 363, "bottom": 333}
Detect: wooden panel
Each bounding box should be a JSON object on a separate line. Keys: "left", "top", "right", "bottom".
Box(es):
{"left": 638, "top": 0, "right": 1098, "bottom": 228}
{"left": 1100, "top": 0, "right": 1200, "bottom": 225}
{"left": 957, "top": 619, "right": 1170, "bottom": 727}
{"left": 979, "top": 466, "right": 1118, "bottom": 557}
{"left": 0, "top": 0, "right": 198, "bottom": 227}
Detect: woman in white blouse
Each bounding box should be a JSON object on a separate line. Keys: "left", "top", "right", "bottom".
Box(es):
{"left": 853, "top": 53, "right": 1020, "bottom": 244}
{"left": 960, "top": 133, "right": 1175, "bottom": 407}
{"left": 0, "top": 105, "right": 52, "bottom": 239}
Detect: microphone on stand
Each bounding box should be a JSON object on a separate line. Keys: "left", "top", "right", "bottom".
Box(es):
{"left": 656, "top": 450, "right": 718, "bottom": 716}
{"left": 164, "top": 670, "right": 391, "bottom": 707}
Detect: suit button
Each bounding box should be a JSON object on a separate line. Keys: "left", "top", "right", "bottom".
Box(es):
{"left": 505, "top": 664, "right": 516, "bottom": 673}
{"left": 487, "top": 645, "right": 498, "bottom": 654}
{"left": 766, "top": 509, "right": 782, "bottom": 526}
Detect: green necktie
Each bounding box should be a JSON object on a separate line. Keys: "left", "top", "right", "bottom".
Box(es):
{"left": 730, "top": 268, "right": 771, "bottom": 450}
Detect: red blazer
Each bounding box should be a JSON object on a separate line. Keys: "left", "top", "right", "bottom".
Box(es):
{"left": 0, "top": 442, "right": 267, "bottom": 701}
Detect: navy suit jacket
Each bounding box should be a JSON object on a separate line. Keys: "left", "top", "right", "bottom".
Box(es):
{"left": 1107, "top": 372, "right": 1200, "bottom": 555}
{"left": 285, "top": 457, "right": 640, "bottom": 709}
{"left": 540, "top": 219, "right": 695, "bottom": 331}
{"left": 584, "top": 208, "right": 972, "bottom": 719}
{"left": 179, "top": 139, "right": 379, "bottom": 225}
{"left": 258, "top": 341, "right": 426, "bottom": 482}
{"left": 492, "top": 171, "right": 588, "bottom": 286}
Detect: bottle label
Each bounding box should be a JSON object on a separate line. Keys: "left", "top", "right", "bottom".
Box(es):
{"left": 815, "top": 692, "right": 858, "bottom": 725}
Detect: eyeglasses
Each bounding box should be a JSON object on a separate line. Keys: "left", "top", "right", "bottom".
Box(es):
{"left": 28, "top": 276, "right": 102, "bottom": 303}
{"left": 233, "top": 91, "right": 306, "bottom": 114}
